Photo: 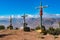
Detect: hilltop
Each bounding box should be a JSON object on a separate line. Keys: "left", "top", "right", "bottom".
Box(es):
{"left": 0, "top": 30, "right": 60, "bottom": 40}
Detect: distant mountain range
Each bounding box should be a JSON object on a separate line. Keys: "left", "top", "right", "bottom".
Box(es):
{"left": 0, "top": 17, "right": 60, "bottom": 29}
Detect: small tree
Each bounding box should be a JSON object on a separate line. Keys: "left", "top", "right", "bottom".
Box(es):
{"left": 0, "top": 25, "right": 5, "bottom": 30}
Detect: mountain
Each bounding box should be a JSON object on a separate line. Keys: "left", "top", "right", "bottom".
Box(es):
{"left": 0, "top": 17, "right": 60, "bottom": 29}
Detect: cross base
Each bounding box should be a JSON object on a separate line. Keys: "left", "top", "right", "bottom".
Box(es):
{"left": 7, "top": 25, "right": 13, "bottom": 30}
{"left": 24, "top": 27, "right": 30, "bottom": 32}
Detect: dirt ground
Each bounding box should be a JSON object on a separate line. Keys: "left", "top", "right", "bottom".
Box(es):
{"left": 0, "top": 30, "right": 60, "bottom": 40}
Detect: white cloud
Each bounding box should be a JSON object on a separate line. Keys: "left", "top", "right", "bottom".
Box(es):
{"left": 26, "top": 14, "right": 40, "bottom": 18}
{"left": 42, "top": 12, "right": 60, "bottom": 18}
{"left": 16, "top": 15, "right": 21, "bottom": 18}
{"left": 0, "top": 16, "right": 9, "bottom": 18}
{"left": 55, "top": 14, "right": 60, "bottom": 16}
{"left": 11, "top": 15, "right": 14, "bottom": 18}
{"left": 26, "top": 14, "right": 34, "bottom": 18}
{"left": 0, "top": 16, "right": 5, "bottom": 18}
{"left": 27, "top": 14, "right": 33, "bottom": 17}
{"left": 0, "top": 13, "right": 60, "bottom": 19}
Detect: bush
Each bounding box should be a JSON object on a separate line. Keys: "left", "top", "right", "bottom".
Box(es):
{"left": 47, "top": 27, "right": 55, "bottom": 35}
{"left": 47, "top": 27, "right": 60, "bottom": 35}
{"left": 54, "top": 28, "right": 60, "bottom": 35}
{"left": 0, "top": 25, "right": 5, "bottom": 30}
{"left": 35, "top": 25, "right": 47, "bottom": 35}
{"left": 15, "top": 27, "right": 19, "bottom": 30}
{"left": 35, "top": 25, "right": 41, "bottom": 30}
{"left": 7, "top": 25, "right": 13, "bottom": 30}
{"left": 31, "top": 28, "right": 35, "bottom": 31}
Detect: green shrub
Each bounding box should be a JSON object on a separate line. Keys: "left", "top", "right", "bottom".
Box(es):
{"left": 0, "top": 25, "right": 5, "bottom": 30}
{"left": 47, "top": 27, "right": 60, "bottom": 35}
{"left": 47, "top": 27, "right": 55, "bottom": 35}
{"left": 54, "top": 28, "right": 60, "bottom": 35}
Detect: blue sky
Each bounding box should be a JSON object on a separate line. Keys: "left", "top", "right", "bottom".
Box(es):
{"left": 0, "top": 0, "right": 60, "bottom": 17}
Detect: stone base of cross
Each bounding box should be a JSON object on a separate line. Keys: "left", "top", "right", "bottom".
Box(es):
{"left": 22, "top": 13, "right": 30, "bottom": 32}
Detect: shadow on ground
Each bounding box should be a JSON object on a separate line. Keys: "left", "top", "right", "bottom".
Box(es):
{"left": 0, "top": 34, "right": 12, "bottom": 38}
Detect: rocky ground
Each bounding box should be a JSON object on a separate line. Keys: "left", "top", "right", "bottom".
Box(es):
{"left": 0, "top": 30, "right": 60, "bottom": 40}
